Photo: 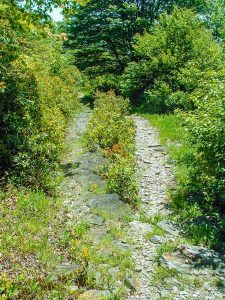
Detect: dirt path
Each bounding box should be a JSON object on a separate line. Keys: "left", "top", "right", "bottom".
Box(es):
{"left": 126, "top": 115, "right": 175, "bottom": 300}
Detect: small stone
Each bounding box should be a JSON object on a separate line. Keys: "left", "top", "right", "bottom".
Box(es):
{"left": 193, "top": 294, "right": 198, "bottom": 298}
{"left": 130, "top": 221, "right": 152, "bottom": 235}
{"left": 203, "top": 282, "right": 212, "bottom": 291}
{"left": 172, "top": 286, "right": 179, "bottom": 293}
{"left": 180, "top": 291, "right": 188, "bottom": 295}
{"left": 124, "top": 277, "right": 136, "bottom": 291}
{"left": 69, "top": 285, "right": 79, "bottom": 292}
{"left": 160, "top": 290, "right": 168, "bottom": 297}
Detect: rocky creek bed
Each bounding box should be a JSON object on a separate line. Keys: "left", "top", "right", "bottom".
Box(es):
{"left": 59, "top": 109, "right": 225, "bottom": 300}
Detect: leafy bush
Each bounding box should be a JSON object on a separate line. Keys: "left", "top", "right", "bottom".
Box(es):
{"left": 119, "top": 7, "right": 223, "bottom": 111}
{"left": 180, "top": 79, "right": 225, "bottom": 212}
{"left": 86, "top": 91, "right": 138, "bottom": 205}
{"left": 0, "top": 2, "right": 81, "bottom": 190}
{"left": 86, "top": 91, "right": 134, "bottom": 150}
{"left": 104, "top": 154, "right": 139, "bottom": 204}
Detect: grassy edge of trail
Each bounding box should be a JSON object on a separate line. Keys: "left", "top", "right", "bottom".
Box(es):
{"left": 0, "top": 187, "right": 69, "bottom": 299}
{"left": 135, "top": 109, "right": 225, "bottom": 253}
{"left": 0, "top": 114, "right": 82, "bottom": 299}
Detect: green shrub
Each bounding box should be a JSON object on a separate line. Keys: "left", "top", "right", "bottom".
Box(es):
{"left": 105, "top": 155, "right": 139, "bottom": 205}
{"left": 86, "top": 91, "right": 138, "bottom": 205}
{"left": 119, "top": 7, "right": 223, "bottom": 111}
{"left": 180, "top": 79, "right": 225, "bottom": 211}
{"left": 141, "top": 80, "right": 225, "bottom": 249}
{"left": 86, "top": 90, "right": 135, "bottom": 150}
{"left": 0, "top": 3, "right": 81, "bottom": 190}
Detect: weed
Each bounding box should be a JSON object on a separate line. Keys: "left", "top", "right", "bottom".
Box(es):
{"left": 140, "top": 213, "right": 165, "bottom": 225}
{"left": 156, "top": 241, "right": 179, "bottom": 260}
{"left": 145, "top": 225, "right": 166, "bottom": 240}
{"left": 152, "top": 266, "right": 178, "bottom": 284}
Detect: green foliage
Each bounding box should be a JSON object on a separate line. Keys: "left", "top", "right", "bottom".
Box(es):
{"left": 145, "top": 225, "right": 165, "bottom": 240}
{"left": 180, "top": 80, "right": 225, "bottom": 212}
{"left": 152, "top": 266, "right": 178, "bottom": 284}
{"left": 203, "top": 0, "right": 225, "bottom": 40}
{"left": 0, "top": 187, "right": 69, "bottom": 299}
{"left": 171, "top": 77, "right": 225, "bottom": 250}
{"left": 65, "top": 0, "right": 205, "bottom": 79}
{"left": 156, "top": 241, "right": 179, "bottom": 260}
{"left": 126, "top": 11, "right": 225, "bottom": 228}
{"left": 105, "top": 155, "right": 139, "bottom": 204}
{"left": 0, "top": 2, "right": 81, "bottom": 190}
{"left": 86, "top": 91, "right": 134, "bottom": 149}
{"left": 120, "top": 7, "right": 223, "bottom": 110}
{"left": 86, "top": 91, "right": 138, "bottom": 204}
{"left": 0, "top": 188, "right": 59, "bottom": 258}
{"left": 137, "top": 111, "right": 184, "bottom": 145}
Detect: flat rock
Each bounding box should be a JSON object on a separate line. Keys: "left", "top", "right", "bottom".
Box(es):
{"left": 149, "top": 235, "right": 165, "bottom": 244}
{"left": 88, "top": 194, "right": 131, "bottom": 219}
{"left": 178, "top": 244, "right": 225, "bottom": 273}
{"left": 157, "top": 220, "right": 180, "bottom": 236}
{"left": 56, "top": 262, "right": 80, "bottom": 275}
{"left": 86, "top": 214, "right": 105, "bottom": 226}
{"left": 124, "top": 276, "right": 136, "bottom": 291}
{"left": 88, "top": 226, "right": 108, "bottom": 242}
{"left": 130, "top": 221, "right": 152, "bottom": 235}
{"left": 159, "top": 253, "right": 193, "bottom": 275}
{"left": 79, "top": 152, "right": 105, "bottom": 173}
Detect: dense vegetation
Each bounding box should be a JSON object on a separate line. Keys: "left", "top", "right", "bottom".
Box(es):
{"left": 0, "top": 0, "right": 225, "bottom": 297}
{"left": 0, "top": 2, "right": 82, "bottom": 298}
{"left": 67, "top": 1, "right": 194, "bottom": 74}
{"left": 121, "top": 8, "right": 225, "bottom": 250}
{"left": 120, "top": 8, "right": 223, "bottom": 108}
{"left": 1, "top": 1, "right": 81, "bottom": 191}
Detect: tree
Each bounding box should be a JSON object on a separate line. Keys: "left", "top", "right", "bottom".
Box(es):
{"left": 65, "top": 0, "right": 206, "bottom": 77}
{"left": 203, "top": 0, "right": 225, "bottom": 40}
{"left": 119, "top": 8, "right": 223, "bottom": 109}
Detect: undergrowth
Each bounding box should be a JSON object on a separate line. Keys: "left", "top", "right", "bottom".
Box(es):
{"left": 0, "top": 186, "right": 129, "bottom": 299}
{"left": 86, "top": 91, "right": 139, "bottom": 205}
{"left": 0, "top": 187, "right": 72, "bottom": 299}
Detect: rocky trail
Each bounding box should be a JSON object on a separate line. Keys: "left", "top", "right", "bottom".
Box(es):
{"left": 59, "top": 108, "right": 225, "bottom": 300}
{"left": 127, "top": 117, "right": 225, "bottom": 300}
